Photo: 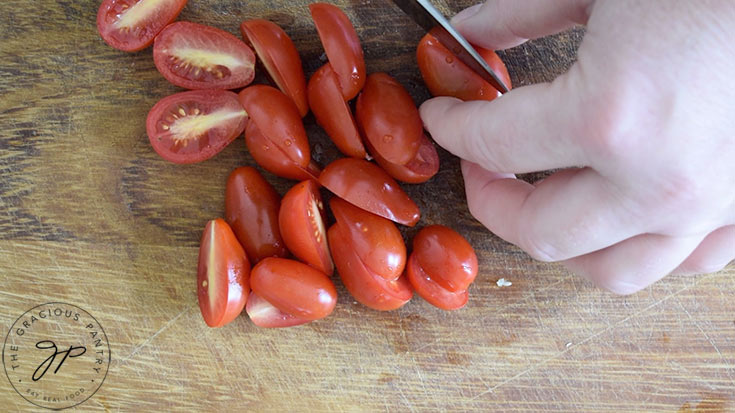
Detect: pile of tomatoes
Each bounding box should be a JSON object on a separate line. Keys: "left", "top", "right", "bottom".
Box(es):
{"left": 97, "top": 0, "right": 511, "bottom": 328}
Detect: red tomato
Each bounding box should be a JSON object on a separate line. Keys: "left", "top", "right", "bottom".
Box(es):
{"left": 328, "top": 225, "right": 412, "bottom": 311}
{"left": 309, "top": 3, "right": 366, "bottom": 100}
{"left": 146, "top": 90, "right": 247, "bottom": 164}
{"left": 308, "top": 64, "right": 366, "bottom": 158}
{"left": 366, "top": 133, "right": 439, "bottom": 184}
{"left": 417, "top": 33, "right": 512, "bottom": 101}
{"left": 412, "top": 225, "right": 478, "bottom": 292}
{"left": 406, "top": 254, "right": 468, "bottom": 310}
{"left": 244, "top": 121, "right": 321, "bottom": 181}
{"left": 245, "top": 291, "right": 310, "bottom": 328}
{"left": 279, "top": 180, "right": 333, "bottom": 275}
{"left": 153, "top": 21, "right": 255, "bottom": 90}
{"left": 356, "top": 73, "right": 422, "bottom": 165}
{"left": 239, "top": 85, "right": 314, "bottom": 179}
{"left": 225, "top": 167, "right": 288, "bottom": 263}
{"left": 240, "top": 19, "right": 309, "bottom": 117}
{"left": 319, "top": 158, "right": 420, "bottom": 227}
{"left": 197, "top": 219, "right": 250, "bottom": 327}
{"left": 250, "top": 258, "right": 337, "bottom": 321}
{"left": 97, "top": 0, "right": 187, "bottom": 52}
{"left": 330, "top": 197, "right": 405, "bottom": 281}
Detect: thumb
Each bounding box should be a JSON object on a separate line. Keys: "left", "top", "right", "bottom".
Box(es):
{"left": 452, "top": 0, "right": 594, "bottom": 50}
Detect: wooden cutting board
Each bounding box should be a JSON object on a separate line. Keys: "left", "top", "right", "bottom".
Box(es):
{"left": 1, "top": 1, "right": 733, "bottom": 411}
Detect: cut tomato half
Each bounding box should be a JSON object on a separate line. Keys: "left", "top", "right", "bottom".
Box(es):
{"left": 328, "top": 225, "right": 412, "bottom": 311}
{"left": 250, "top": 258, "right": 337, "bottom": 321}
{"left": 97, "top": 0, "right": 187, "bottom": 52}
{"left": 246, "top": 291, "right": 310, "bottom": 328}
{"left": 153, "top": 21, "right": 255, "bottom": 90}
{"left": 356, "top": 73, "right": 423, "bottom": 165}
{"left": 406, "top": 254, "right": 468, "bottom": 311}
{"left": 417, "top": 33, "right": 512, "bottom": 101}
{"left": 240, "top": 19, "right": 308, "bottom": 117}
{"left": 330, "top": 197, "right": 405, "bottom": 281}
{"left": 308, "top": 63, "right": 366, "bottom": 158}
{"left": 146, "top": 89, "right": 247, "bottom": 164}
{"left": 225, "top": 167, "right": 288, "bottom": 263}
{"left": 197, "top": 219, "right": 250, "bottom": 327}
{"left": 309, "top": 3, "right": 366, "bottom": 100}
{"left": 319, "top": 158, "right": 420, "bottom": 226}
{"left": 244, "top": 121, "right": 321, "bottom": 181}
{"left": 366, "top": 133, "right": 439, "bottom": 184}
{"left": 279, "top": 180, "right": 333, "bottom": 275}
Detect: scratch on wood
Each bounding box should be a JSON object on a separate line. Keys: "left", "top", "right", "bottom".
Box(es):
{"left": 469, "top": 275, "right": 715, "bottom": 400}
{"left": 118, "top": 304, "right": 194, "bottom": 363}
{"left": 676, "top": 299, "right": 735, "bottom": 387}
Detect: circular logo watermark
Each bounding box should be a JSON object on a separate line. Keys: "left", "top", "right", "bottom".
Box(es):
{"left": 3, "top": 302, "right": 110, "bottom": 410}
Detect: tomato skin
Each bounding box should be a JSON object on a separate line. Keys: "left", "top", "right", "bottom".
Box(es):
{"left": 412, "top": 225, "right": 478, "bottom": 292}
{"left": 356, "top": 73, "right": 422, "bottom": 165}
{"left": 197, "top": 219, "right": 250, "bottom": 327}
{"left": 366, "top": 133, "right": 439, "bottom": 184}
{"left": 328, "top": 225, "right": 412, "bottom": 311}
{"left": 245, "top": 291, "right": 310, "bottom": 328}
{"left": 225, "top": 167, "right": 288, "bottom": 263}
{"left": 250, "top": 258, "right": 337, "bottom": 320}
{"left": 279, "top": 180, "right": 334, "bottom": 275}
{"left": 319, "top": 158, "right": 420, "bottom": 227}
{"left": 239, "top": 85, "right": 311, "bottom": 173}
{"left": 244, "top": 121, "right": 321, "bottom": 181}
{"left": 308, "top": 64, "right": 366, "bottom": 158}
{"left": 309, "top": 3, "right": 366, "bottom": 100}
{"left": 417, "top": 33, "right": 512, "bottom": 101}
{"left": 146, "top": 89, "right": 247, "bottom": 164}
{"left": 406, "top": 254, "right": 468, "bottom": 310}
{"left": 240, "top": 19, "right": 308, "bottom": 117}
{"left": 330, "top": 197, "right": 405, "bottom": 281}
{"left": 153, "top": 21, "right": 255, "bottom": 90}
{"left": 97, "top": 0, "right": 187, "bottom": 52}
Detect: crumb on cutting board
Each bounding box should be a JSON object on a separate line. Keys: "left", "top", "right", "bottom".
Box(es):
{"left": 496, "top": 278, "right": 512, "bottom": 287}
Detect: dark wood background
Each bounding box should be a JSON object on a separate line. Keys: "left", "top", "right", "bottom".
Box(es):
{"left": 1, "top": 0, "right": 733, "bottom": 411}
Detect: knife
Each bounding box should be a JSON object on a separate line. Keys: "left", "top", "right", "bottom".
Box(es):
{"left": 391, "top": 0, "right": 510, "bottom": 94}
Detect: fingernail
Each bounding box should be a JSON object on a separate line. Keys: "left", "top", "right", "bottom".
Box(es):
{"left": 451, "top": 4, "right": 482, "bottom": 26}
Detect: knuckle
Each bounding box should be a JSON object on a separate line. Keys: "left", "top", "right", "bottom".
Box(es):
{"left": 517, "top": 231, "right": 559, "bottom": 262}
{"left": 575, "top": 86, "right": 633, "bottom": 160}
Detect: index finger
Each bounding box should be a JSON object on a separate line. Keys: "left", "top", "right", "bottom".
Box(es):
{"left": 420, "top": 76, "right": 587, "bottom": 174}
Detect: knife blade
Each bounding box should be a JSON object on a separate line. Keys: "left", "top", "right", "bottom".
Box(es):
{"left": 391, "top": 0, "right": 509, "bottom": 94}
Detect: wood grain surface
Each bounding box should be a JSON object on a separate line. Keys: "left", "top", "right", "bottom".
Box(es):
{"left": 1, "top": 1, "right": 734, "bottom": 411}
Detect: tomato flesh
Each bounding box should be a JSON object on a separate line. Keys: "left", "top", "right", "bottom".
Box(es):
{"left": 154, "top": 21, "right": 255, "bottom": 90}
{"left": 97, "top": 0, "right": 187, "bottom": 52}
{"left": 330, "top": 197, "right": 405, "bottom": 281}
{"left": 319, "top": 158, "right": 420, "bottom": 227}
{"left": 356, "top": 73, "right": 423, "bottom": 165}
{"left": 366, "top": 133, "right": 439, "bottom": 184}
{"left": 328, "top": 225, "right": 412, "bottom": 311}
{"left": 417, "top": 33, "right": 512, "bottom": 101}
{"left": 197, "top": 219, "right": 250, "bottom": 327}
{"left": 309, "top": 3, "right": 366, "bottom": 100}
{"left": 225, "top": 167, "right": 288, "bottom": 263}
{"left": 241, "top": 19, "right": 309, "bottom": 117}
{"left": 250, "top": 258, "right": 337, "bottom": 321}
{"left": 412, "top": 225, "right": 478, "bottom": 292}
{"left": 279, "top": 180, "right": 334, "bottom": 275}
{"left": 146, "top": 90, "right": 247, "bottom": 164}
{"left": 406, "top": 254, "right": 469, "bottom": 310}
{"left": 308, "top": 64, "right": 366, "bottom": 158}
{"left": 246, "top": 291, "right": 310, "bottom": 328}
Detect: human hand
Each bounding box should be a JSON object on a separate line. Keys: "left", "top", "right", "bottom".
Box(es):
{"left": 420, "top": 0, "right": 735, "bottom": 294}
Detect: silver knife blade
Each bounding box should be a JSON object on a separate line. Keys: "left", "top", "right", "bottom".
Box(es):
{"left": 392, "top": 0, "right": 509, "bottom": 94}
